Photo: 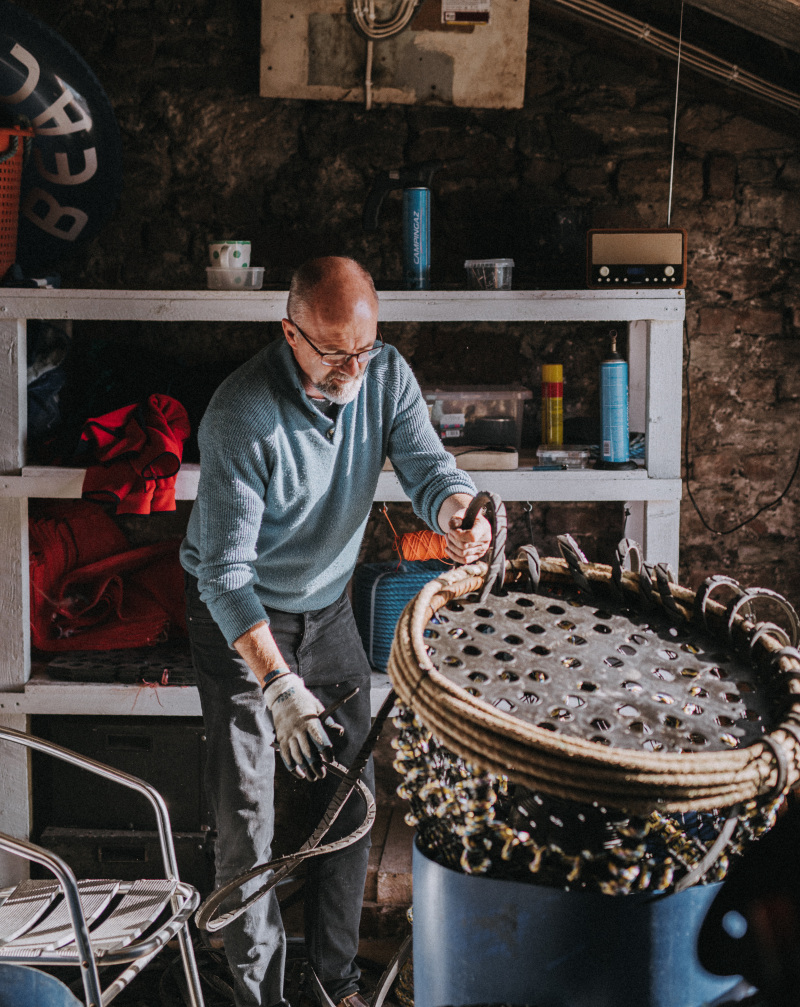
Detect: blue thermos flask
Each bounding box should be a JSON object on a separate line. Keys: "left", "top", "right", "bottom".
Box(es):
{"left": 402, "top": 187, "right": 430, "bottom": 290}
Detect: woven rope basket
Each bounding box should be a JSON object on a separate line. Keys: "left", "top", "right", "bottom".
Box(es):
{"left": 388, "top": 543, "right": 800, "bottom": 818}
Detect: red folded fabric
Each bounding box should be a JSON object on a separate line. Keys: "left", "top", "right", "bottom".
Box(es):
{"left": 80, "top": 395, "right": 191, "bottom": 514}
{"left": 29, "top": 501, "right": 187, "bottom": 652}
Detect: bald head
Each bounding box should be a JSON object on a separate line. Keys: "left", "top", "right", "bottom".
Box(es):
{"left": 287, "top": 256, "right": 378, "bottom": 327}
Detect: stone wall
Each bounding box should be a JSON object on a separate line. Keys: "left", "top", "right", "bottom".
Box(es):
{"left": 17, "top": 0, "right": 800, "bottom": 602}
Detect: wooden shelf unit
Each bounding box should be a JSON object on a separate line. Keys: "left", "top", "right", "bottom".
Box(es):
{"left": 0, "top": 287, "right": 685, "bottom": 883}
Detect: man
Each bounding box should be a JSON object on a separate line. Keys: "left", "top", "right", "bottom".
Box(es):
{"left": 181, "top": 256, "right": 492, "bottom": 1007}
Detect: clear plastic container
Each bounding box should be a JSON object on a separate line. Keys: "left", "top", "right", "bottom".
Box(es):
{"left": 422, "top": 385, "right": 532, "bottom": 451}
{"left": 536, "top": 446, "right": 591, "bottom": 469}
{"left": 206, "top": 266, "right": 264, "bottom": 290}
{"left": 464, "top": 258, "right": 514, "bottom": 290}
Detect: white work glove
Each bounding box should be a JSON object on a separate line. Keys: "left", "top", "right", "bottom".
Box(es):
{"left": 263, "top": 672, "right": 332, "bottom": 781}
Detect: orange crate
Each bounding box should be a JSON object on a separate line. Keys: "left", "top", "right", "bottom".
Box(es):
{"left": 0, "top": 125, "right": 34, "bottom": 281}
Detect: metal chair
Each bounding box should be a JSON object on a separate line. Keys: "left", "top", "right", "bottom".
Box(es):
{"left": 0, "top": 962, "right": 84, "bottom": 1007}
{"left": 0, "top": 726, "right": 205, "bottom": 1007}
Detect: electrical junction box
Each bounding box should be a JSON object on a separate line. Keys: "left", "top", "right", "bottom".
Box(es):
{"left": 260, "top": 0, "right": 529, "bottom": 108}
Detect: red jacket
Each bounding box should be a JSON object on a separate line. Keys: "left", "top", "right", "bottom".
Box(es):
{"left": 81, "top": 394, "right": 190, "bottom": 514}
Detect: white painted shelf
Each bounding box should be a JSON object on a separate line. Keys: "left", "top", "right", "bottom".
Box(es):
{"left": 0, "top": 287, "right": 685, "bottom": 882}
{"left": 0, "top": 287, "right": 684, "bottom": 322}
{"left": 1, "top": 463, "right": 682, "bottom": 503}
{"left": 0, "top": 667, "right": 393, "bottom": 718}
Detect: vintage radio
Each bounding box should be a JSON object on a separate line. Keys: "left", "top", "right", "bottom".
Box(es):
{"left": 587, "top": 228, "right": 687, "bottom": 288}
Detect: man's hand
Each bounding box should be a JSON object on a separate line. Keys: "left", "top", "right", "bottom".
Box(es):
{"left": 446, "top": 508, "right": 493, "bottom": 564}
{"left": 263, "top": 672, "right": 332, "bottom": 780}
{"left": 439, "top": 492, "right": 493, "bottom": 565}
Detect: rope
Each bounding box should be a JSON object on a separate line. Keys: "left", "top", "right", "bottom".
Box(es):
{"left": 399, "top": 530, "right": 449, "bottom": 561}
{"left": 387, "top": 559, "right": 800, "bottom": 815}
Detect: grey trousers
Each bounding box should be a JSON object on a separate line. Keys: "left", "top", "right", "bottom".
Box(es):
{"left": 185, "top": 574, "right": 374, "bottom": 1007}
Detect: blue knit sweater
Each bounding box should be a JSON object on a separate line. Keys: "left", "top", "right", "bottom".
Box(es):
{"left": 180, "top": 338, "right": 476, "bottom": 646}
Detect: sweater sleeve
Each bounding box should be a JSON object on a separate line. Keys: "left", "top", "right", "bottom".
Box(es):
{"left": 385, "top": 359, "right": 477, "bottom": 530}
{"left": 192, "top": 398, "right": 273, "bottom": 646}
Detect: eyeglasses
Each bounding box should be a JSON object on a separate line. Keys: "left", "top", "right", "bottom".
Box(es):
{"left": 287, "top": 317, "right": 384, "bottom": 367}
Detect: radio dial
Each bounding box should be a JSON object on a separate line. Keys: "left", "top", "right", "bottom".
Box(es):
{"left": 664, "top": 265, "right": 675, "bottom": 277}
{"left": 599, "top": 266, "right": 610, "bottom": 277}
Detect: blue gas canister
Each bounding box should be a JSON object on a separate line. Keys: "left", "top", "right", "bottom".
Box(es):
{"left": 600, "top": 330, "right": 631, "bottom": 466}
{"left": 402, "top": 187, "right": 430, "bottom": 290}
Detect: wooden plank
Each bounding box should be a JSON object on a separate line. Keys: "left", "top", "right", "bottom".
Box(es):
{"left": 645, "top": 319, "right": 684, "bottom": 480}
{"left": 625, "top": 498, "right": 681, "bottom": 572}
{"left": 0, "top": 670, "right": 394, "bottom": 717}
{"left": 0, "top": 319, "right": 25, "bottom": 472}
{"left": 0, "top": 498, "right": 29, "bottom": 685}
{"left": 627, "top": 319, "right": 647, "bottom": 434}
{"left": 0, "top": 714, "right": 31, "bottom": 886}
{"left": 376, "top": 808, "right": 414, "bottom": 905}
{"left": 641, "top": 499, "right": 681, "bottom": 574}
{"left": 0, "top": 318, "right": 29, "bottom": 690}
{"left": 0, "top": 288, "right": 685, "bottom": 325}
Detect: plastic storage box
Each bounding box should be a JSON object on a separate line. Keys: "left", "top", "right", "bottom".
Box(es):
{"left": 422, "top": 385, "right": 532, "bottom": 451}
{"left": 464, "top": 258, "right": 514, "bottom": 290}
{"left": 206, "top": 266, "right": 264, "bottom": 290}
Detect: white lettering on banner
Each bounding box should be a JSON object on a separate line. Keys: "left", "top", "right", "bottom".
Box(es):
{"left": 0, "top": 43, "right": 41, "bottom": 104}
{"left": 413, "top": 210, "right": 421, "bottom": 265}
{"left": 22, "top": 188, "right": 89, "bottom": 240}
{"left": 33, "top": 87, "right": 93, "bottom": 136}
{"left": 34, "top": 147, "right": 98, "bottom": 185}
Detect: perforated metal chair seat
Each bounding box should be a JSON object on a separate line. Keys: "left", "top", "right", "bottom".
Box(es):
{"left": 0, "top": 877, "right": 198, "bottom": 964}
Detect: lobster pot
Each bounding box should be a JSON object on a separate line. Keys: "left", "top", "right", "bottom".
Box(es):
{"left": 388, "top": 533, "right": 800, "bottom": 1007}
{"left": 412, "top": 841, "right": 740, "bottom": 1007}
{"left": 352, "top": 559, "right": 448, "bottom": 672}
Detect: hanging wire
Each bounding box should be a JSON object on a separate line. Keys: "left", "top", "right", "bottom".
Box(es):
{"left": 683, "top": 321, "right": 800, "bottom": 535}
{"left": 350, "top": 0, "right": 421, "bottom": 40}
{"left": 539, "top": 0, "right": 800, "bottom": 115}
{"left": 666, "top": 1, "right": 684, "bottom": 227}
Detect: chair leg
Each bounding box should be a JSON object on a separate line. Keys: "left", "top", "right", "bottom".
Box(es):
{"left": 100, "top": 949, "right": 163, "bottom": 1006}
{"left": 176, "top": 923, "right": 205, "bottom": 1007}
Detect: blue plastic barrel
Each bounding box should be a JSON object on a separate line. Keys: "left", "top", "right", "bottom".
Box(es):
{"left": 0, "top": 963, "right": 83, "bottom": 1007}
{"left": 412, "top": 841, "right": 743, "bottom": 1007}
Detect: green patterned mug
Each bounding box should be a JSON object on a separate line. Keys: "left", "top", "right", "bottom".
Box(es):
{"left": 209, "top": 240, "right": 251, "bottom": 268}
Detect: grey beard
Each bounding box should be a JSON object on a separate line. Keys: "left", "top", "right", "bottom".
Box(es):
{"left": 313, "top": 369, "right": 365, "bottom": 405}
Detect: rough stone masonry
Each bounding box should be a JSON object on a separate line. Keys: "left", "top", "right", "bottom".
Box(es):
{"left": 20, "top": 0, "right": 800, "bottom": 603}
